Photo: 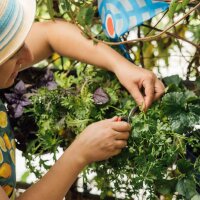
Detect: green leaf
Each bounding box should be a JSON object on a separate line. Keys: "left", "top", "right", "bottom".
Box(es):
{"left": 182, "top": 0, "right": 190, "bottom": 9}
{"left": 188, "top": 104, "right": 200, "bottom": 116}
{"left": 58, "top": 0, "right": 70, "bottom": 12}
{"left": 155, "top": 179, "right": 177, "bottom": 195}
{"left": 176, "top": 178, "right": 198, "bottom": 199}
{"left": 168, "top": 0, "right": 179, "bottom": 18}
{"left": 185, "top": 91, "right": 198, "bottom": 102}
{"left": 161, "top": 92, "right": 185, "bottom": 115}
{"left": 177, "top": 159, "right": 194, "bottom": 174}
{"left": 21, "top": 171, "right": 30, "bottom": 183}
{"left": 163, "top": 75, "right": 182, "bottom": 87}
{"left": 176, "top": 3, "right": 183, "bottom": 12}
{"left": 77, "top": 7, "right": 94, "bottom": 26}
{"left": 47, "top": 0, "right": 55, "bottom": 19}
{"left": 191, "top": 194, "right": 200, "bottom": 200}
{"left": 170, "top": 112, "right": 189, "bottom": 132}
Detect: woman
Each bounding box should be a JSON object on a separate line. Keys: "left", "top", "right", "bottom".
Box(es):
{"left": 0, "top": 0, "right": 164, "bottom": 199}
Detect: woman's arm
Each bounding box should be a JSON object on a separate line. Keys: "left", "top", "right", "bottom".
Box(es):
{"left": 25, "top": 20, "right": 165, "bottom": 110}
{"left": 15, "top": 117, "right": 130, "bottom": 200}
{"left": 17, "top": 143, "right": 86, "bottom": 200}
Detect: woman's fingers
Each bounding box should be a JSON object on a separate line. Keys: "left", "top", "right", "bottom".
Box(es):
{"left": 111, "top": 149, "right": 122, "bottom": 157}
{"left": 115, "top": 140, "right": 127, "bottom": 149}
{"left": 129, "top": 84, "right": 145, "bottom": 107}
{"left": 154, "top": 79, "right": 165, "bottom": 101}
{"left": 114, "top": 131, "right": 130, "bottom": 140}
{"left": 143, "top": 79, "right": 155, "bottom": 110}
{"left": 112, "top": 121, "right": 131, "bottom": 132}
{"left": 108, "top": 116, "right": 119, "bottom": 122}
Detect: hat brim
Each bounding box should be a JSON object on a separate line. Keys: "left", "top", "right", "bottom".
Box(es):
{"left": 0, "top": 0, "right": 36, "bottom": 65}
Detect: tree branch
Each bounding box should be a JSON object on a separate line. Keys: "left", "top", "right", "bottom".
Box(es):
{"left": 142, "top": 24, "right": 200, "bottom": 50}
{"left": 90, "top": 2, "right": 200, "bottom": 46}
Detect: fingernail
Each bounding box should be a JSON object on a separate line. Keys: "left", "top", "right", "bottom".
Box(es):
{"left": 117, "top": 117, "right": 121, "bottom": 122}
{"left": 114, "top": 116, "right": 122, "bottom": 122}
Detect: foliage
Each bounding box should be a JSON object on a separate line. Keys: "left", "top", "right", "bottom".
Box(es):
{"left": 2, "top": 0, "right": 200, "bottom": 199}
{"left": 4, "top": 81, "right": 31, "bottom": 118}
{"left": 2, "top": 64, "right": 199, "bottom": 199}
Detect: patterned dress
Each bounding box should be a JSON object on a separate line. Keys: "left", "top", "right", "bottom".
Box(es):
{"left": 0, "top": 99, "right": 16, "bottom": 200}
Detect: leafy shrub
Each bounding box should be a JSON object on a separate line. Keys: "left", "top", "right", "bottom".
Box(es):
{"left": 2, "top": 65, "right": 200, "bottom": 199}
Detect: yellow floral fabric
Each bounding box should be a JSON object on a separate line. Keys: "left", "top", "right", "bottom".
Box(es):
{"left": 0, "top": 100, "right": 16, "bottom": 200}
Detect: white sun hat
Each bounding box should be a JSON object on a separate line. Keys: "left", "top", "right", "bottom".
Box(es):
{"left": 0, "top": 0, "right": 36, "bottom": 65}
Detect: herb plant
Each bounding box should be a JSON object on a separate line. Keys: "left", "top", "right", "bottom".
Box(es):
{"left": 1, "top": 0, "right": 199, "bottom": 198}
{"left": 4, "top": 63, "right": 199, "bottom": 199}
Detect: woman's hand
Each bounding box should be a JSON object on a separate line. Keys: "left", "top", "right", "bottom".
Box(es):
{"left": 70, "top": 117, "right": 131, "bottom": 165}
{"left": 16, "top": 117, "right": 130, "bottom": 200}
{"left": 113, "top": 62, "right": 165, "bottom": 111}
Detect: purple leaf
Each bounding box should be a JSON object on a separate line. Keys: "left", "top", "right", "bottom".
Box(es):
{"left": 14, "top": 80, "right": 26, "bottom": 94}
{"left": 4, "top": 93, "right": 19, "bottom": 104}
{"left": 40, "top": 69, "right": 57, "bottom": 90}
{"left": 4, "top": 80, "right": 31, "bottom": 118}
{"left": 20, "top": 98, "right": 31, "bottom": 106}
{"left": 47, "top": 81, "right": 57, "bottom": 90}
{"left": 93, "top": 88, "right": 109, "bottom": 105}
{"left": 12, "top": 104, "right": 24, "bottom": 118}
{"left": 44, "top": 70, "right": 54, "bottom": 81}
